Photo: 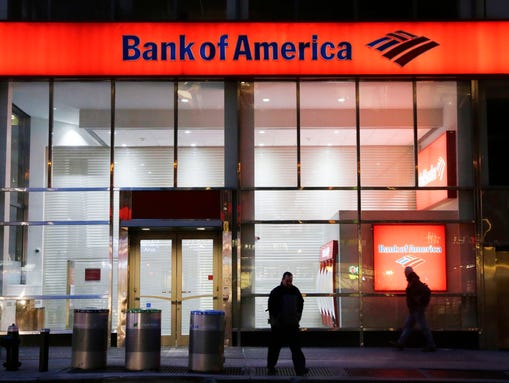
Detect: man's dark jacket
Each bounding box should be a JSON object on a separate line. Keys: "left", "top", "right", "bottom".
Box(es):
{"left": 268, "top": 283, "right": 304, "bottom": 328}
{"left": 405, "top": 271, "right": 430, "bottom": 312}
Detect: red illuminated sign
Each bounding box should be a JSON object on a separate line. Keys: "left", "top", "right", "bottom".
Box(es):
{"left": 416, "top": 131, "right": 457, "bottom": 210}
{"left": 373, "top": 224, "right": 447, "bottom": 291}
{"left": 320, "top": 240, "right": 338, "bottom": 261}
{"left": 1, "top": 21, "right": 509, "bottom": 76}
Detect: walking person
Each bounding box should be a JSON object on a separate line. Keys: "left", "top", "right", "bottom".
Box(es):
{"left": 391, "top": 266, "right": 436, "bottom": 352}
{"left": 267, "top": 271, "right": 308, "bottom": 376}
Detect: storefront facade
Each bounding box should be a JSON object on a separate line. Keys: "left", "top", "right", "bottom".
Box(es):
{"left": 1, "top": 12, "right": 509, "bottom": 349}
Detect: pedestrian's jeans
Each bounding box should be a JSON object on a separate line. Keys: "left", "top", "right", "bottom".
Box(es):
{"left": 267, "top": 326, "right": 306, "bottom": 373}
{"left": 398, "top": 309, "right": 435, "bottom": 347}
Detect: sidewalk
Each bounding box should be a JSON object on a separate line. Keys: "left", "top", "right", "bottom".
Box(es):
{"left": 0, "top": 345, "right": 508, "bottom": 382}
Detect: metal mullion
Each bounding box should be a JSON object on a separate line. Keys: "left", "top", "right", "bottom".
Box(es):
{"left": 47, "top": 80, "right": 54, "bottom": 188}
{"left": 296, "top": 80, "right": 301, "bottom": 188}
{"left": 173, "top": 81, "right": 179, "bottom": 188}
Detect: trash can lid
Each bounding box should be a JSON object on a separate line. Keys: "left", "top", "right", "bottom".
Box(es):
{"left": 74, "top": 308, "right": 109, "bottom": 313}
{"left": 127, "top": 308, "right": 162, "bottom": 313}
{"left": 191, "top": 310, "right": 225, "bottom": 316}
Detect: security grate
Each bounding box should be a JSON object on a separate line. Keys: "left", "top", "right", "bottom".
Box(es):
{"left": 160, "top": 366, "right": 245, "bottom": 376}
{"left": 254, "top": 367, "right": 335, "bottom": 377}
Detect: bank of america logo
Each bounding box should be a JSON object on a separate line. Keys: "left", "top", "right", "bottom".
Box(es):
{"left": 367, "top": 30, "right": 439, "bottom": 67}
{"left": 396, "top": 255, "right": 426, "bottom": 269}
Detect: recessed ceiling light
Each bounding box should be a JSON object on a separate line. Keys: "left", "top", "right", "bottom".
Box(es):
{"left": 141, "top": 228, "right": 150, "bottom": 231}
{"left": 337, "top": 98, "right": 345, "bottom": 103}
{"left": 262, "top": 98, "right": 270, "bottom": 102}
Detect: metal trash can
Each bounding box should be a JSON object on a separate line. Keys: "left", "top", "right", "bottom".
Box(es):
{"left": 125, "top": 308, "right": 161, "bottom": 371}
{"left": 71, "top": 309, "right": 109, "bottom": 370}
{"left": 188, "top": 310, "right": 225, "bottom": 372}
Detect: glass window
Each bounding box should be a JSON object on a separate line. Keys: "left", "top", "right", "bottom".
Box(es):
{"left": 114, "top": 0, "right": 177, "bottom": 20}
{"left": 12, "top": 82, "right": 49, "bottom": 188}
{"left": 114, "top": 81, "right": 174, "bottom": 188}
{"left": 255, "top": 190, "right": 356, "bottom": 220}
{"left": 357, "top": 0, "right": 412, "bottom": 20}
{"left": 296, "top": 0, "right": 355, "bottom": 21}
{"left": 254, "top": 82, "right": 297, "bottom": 187}
{"left": 52, "top": 81, "right": 111, "bottom": 188}
{"left": 179, "top": 0, "right": 226, "bottom": 20}
{"left": 416, "top": 81, "right": 460, "bottom": 211}
{"left": 359, "top": 81, "right": 415, "bottom": 188}
{"left": 43, "top": 224, "right": 110, "bottom": 330}
{"left": 249, "top": 223, "right": 339, "bottom": 328}
{"left": 300, "top": 81, "right": 357, "bottom": 187}
{"left": 177, "top": 81, "right": 224, "bottom": 187}
{"left": 485, "top": 0, "right": 509, "bottom": 19}
{"left": 50, "top": 0, "right": 111, "bottom": 20}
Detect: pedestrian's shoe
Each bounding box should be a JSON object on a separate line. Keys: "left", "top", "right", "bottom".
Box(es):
{"left": 267, "top": 367, "right": 276, "bottom": 375}
{"left": 389, "top": 340, "right": 404, "bottom": 350}
{"left": 422, "top": 346, "right": 436, "bottom": 352}
{"left": 296, "top": 367, "right": 309, "bottom": 376}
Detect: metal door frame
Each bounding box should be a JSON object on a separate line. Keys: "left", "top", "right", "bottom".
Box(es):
{"left": 128, "top": 229, "right": 222, "bottom": 346}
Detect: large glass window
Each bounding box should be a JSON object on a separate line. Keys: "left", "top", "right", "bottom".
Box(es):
{"left": 177, "top": 81, "right": 224, "bottom": 187}
{"left": 243, "top": 79, "right": 475, "bottom": 336}
{"left": 114, "top": 81, "right": 174, "bottom": 188}
{"left": 300, "top": 81, "right": 357, "bottom": 188}
{"left": 52, "top": 81, "right": 111, "bottom": 187}
{"left": 254, "top": 82, "right": 297, "bottom": 187}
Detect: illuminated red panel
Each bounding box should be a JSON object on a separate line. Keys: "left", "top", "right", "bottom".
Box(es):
{"left": 373, "top": 224, "right": 447, "bottom": 291}
{"left": 2, "top": 21, "right": 509, "bottom": 76}
{"left": 320, "top": 240, "right": 338, "bottom": 261}
{"left": 416, "top": 131, "right": 457, "bottom": 210}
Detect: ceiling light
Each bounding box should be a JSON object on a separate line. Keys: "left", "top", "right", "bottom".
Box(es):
{"left": 337, "top": 98, "right": 345, "bottom": 103}
{"left": 262, "top": 98, "right": 270, "bottom": 102}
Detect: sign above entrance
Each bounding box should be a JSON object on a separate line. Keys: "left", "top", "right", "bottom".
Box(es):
{"left": 2, "top": 21, "right": 509, "bottom": 76}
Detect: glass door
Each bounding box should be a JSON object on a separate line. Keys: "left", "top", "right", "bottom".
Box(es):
{"left": 129, "top": 231, "right": 221, "bottom": 346}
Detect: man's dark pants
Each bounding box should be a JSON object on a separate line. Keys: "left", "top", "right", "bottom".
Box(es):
{"left": 267, "top": 326, "right": 306, "bottom": 373}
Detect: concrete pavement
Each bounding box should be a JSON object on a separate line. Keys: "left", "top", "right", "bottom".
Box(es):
{"left": 0, "top": 345, "right": 508, "bottom": 382}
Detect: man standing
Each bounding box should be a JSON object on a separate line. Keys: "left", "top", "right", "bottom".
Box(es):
{"left": 267, "top": 271, "right": 307, "bottom": 376}
{"left": 392, "top": 266, "right": 436, "bottom": 352}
